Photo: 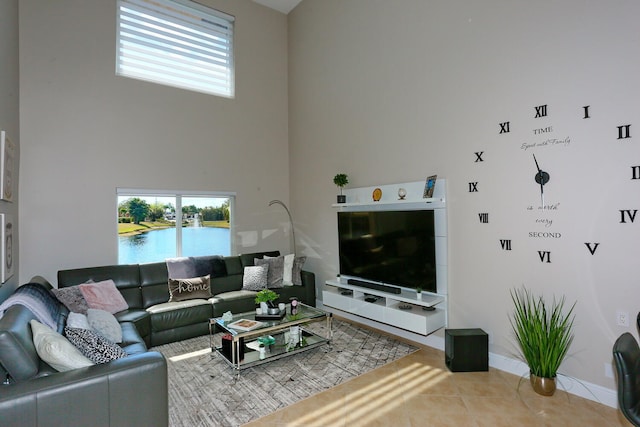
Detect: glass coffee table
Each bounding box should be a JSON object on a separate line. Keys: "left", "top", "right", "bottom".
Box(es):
{"left": 209, "top": 303, "right": 332, "bottom": 377}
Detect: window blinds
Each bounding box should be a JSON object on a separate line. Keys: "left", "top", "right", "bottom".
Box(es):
{"left": 117, "top": 0, "right": 234, "bottom": 98}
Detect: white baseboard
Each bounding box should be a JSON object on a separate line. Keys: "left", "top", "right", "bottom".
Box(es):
{"left": 320, "top": 303, "right": 618, "bottom": 408}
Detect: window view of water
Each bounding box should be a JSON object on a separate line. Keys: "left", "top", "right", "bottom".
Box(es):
{"left": 118, "top": 227, "right": 231, "bottom": 264}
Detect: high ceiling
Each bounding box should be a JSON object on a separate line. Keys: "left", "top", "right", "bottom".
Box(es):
{"left": 252, "top": 0, "right": 302, "bottom": 14}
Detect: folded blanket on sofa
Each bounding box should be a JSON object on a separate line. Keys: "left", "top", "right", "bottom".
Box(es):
{"left": 166, "top": 257, "right": 197, "bottom": 279}
{"left": 0, "top": 283, "right": 60, "bottom": 329}
{"left": 166, "top": 257, "right": 218, "bottom": 280}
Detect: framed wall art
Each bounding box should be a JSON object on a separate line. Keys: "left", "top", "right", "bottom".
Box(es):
{"left": 0, "top": 214, "right": 13, "bottom": 283}
{"left": 0, "top": 131, "right": 15, "bottom": 202}
{"left": 423, "top": 175, "right": 438, "bottom": 198}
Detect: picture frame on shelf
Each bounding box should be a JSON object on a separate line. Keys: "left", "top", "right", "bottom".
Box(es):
{"left": 423, "top": 175, "right": 437, "bottom": 198}
{"left": 0, "top": 131, "right": 15, "bottom": 202}
{"left": 0, "top": 214, "right": 14, "bottom": 283}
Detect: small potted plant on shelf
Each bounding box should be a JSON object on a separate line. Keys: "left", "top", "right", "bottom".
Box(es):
{"left": 509, "top": 287, "right": 576, "bottom": 396}
{"left": 333, "top": 173, "right": 349, "bottom": 203}
{"left": 416, "top": 287, "right": 423, "bottom": 299}
{"left": 255, "top": 289, "right": 280, "bottom": 314}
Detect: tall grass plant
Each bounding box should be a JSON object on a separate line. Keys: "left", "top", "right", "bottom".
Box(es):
{"left": 509, "top": 287, "right": 576, "bottom": 379}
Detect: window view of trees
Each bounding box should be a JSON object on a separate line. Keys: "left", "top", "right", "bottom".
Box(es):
{"left": 118, "top": 198, "right": 230, "bottom": 227}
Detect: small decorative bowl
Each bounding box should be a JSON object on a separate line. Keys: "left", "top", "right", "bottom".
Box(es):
{"left": 267, "top": 308, "right": 280, "bottom": 315}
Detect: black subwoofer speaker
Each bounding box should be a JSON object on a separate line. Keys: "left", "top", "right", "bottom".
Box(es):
{"left": 445, "top": 328, "right": 488, "bottom": 372}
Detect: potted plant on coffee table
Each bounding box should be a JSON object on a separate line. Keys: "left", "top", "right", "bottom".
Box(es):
{"left": 333, "top": 173, "right": 349, "bottom": 203}
{"left": 509, "top": 287, "right": 576, "bottom": 396}
{"left": 255, "top": 289, "right": 279, "bottom": 314}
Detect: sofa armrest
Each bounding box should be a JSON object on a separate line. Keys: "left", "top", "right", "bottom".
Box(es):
{"left": 300, "top": 270, "right": 317, "bottom": 306}
{"left": 28, "top": 276, "right": 54, "bottom": 289}
{"left": 0, "top": 351, "right": 168, "bottom": 427}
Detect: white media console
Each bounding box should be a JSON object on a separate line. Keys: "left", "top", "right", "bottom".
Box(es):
{"left": 323, "top": 179, "right": 448, "bottom": 337}
{"left": 323, "top": 279, "right": 447, "bottom": 335}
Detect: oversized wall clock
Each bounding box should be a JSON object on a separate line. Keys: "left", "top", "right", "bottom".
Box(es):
{"left": 469, "top": 102, "right": 636, "bottom": 264}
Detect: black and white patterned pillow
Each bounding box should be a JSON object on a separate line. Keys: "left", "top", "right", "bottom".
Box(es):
{"left": 242, "top": 265, "right": 268, "bottom": 291}
{"left": 64, "top": 327, "right": 127, "bottom": 364}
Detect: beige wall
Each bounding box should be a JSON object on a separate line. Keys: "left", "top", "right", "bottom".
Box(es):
{"left": 0, "top": 0, "right": 20, "bottom": 300}
{"left": 15, "top": 0, "right": 640, "bottom": 402}
{"left": 19, "top": 0, "right": 290, "bottom": 283}
{"left": 288, "top": 0, "right": 640, "bottom": 395}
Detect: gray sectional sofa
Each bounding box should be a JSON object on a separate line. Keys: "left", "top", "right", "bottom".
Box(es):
{"left": 0, "top": 251, "right": 315, "bottom": 427}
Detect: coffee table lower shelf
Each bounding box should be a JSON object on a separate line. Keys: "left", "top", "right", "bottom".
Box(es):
{"left": 213, "top": 328, "right": 330, "bottom": 371}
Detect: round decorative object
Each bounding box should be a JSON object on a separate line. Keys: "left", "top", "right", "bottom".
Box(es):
{"left": 372, "top": 188, "right": 382, "bottom": 201}
{"left": 530, "top": 373, "right": 556, "bottom": 396}
{"left": 398, "top": 188, "right": 407, "bottom": 200}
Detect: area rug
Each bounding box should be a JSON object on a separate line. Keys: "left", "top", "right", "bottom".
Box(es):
{"left": 153, "top": 319, "right": 417, "bottom": 427}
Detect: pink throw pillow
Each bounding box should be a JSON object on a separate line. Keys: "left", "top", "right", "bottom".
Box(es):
{"left": 79, "top": 280, "right": 129, "bottom": 314}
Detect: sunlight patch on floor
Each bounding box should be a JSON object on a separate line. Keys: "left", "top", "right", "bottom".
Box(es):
{"left": 169, "top": 348, "right": 211, "bottom": 362}
{"left": 292, "top": 360, "right": 448, "bottom": 426}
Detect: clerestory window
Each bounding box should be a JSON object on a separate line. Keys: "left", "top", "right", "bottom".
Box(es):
{"left": 116, "top": 0, "right": 235, "bottom": 98}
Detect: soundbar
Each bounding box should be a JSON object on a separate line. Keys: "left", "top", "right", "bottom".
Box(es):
{"left": 347, "top": 279, "right": 401, "bottom": 294}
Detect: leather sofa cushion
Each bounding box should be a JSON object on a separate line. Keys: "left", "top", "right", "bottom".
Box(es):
{"left": 115, "top": 309, "right": 151, "bottom": 345}
{"left": 212, "top": 290, "right": 257, "bottom": 302}
{"left": 211, "top": 274, "right": 243, "bottom": 294}
{"left": 139, "top": 262, "right": 171, "bottom": 308}
{"left": 0, "top": 306, "right": 41, "bottom": 382}
{"left": 119, "top": 322, "right": 147, "bottom": 356}
{"left": 146, "top": 299, "right": 213, "bottom": 331}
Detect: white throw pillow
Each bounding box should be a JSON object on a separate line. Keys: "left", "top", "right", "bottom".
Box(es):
{"left": 67, "top": 312, "right": 91, "bottom": 330}
{"left": 282, "top": 253, "right": 295, "bottom": 286}
{"left": 30, "top": 320, "right": 94, "bottom": 372}
{"left": 87, "top": 309, "right": 123, "bottom": 343}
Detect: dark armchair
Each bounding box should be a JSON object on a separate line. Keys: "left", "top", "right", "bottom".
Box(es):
{"left": 612, "top": 332, "right": 640, "bottom": 426}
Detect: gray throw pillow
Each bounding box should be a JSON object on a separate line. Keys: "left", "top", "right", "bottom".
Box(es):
{"left": 168, "top": 275, "right": 212, "bottom": 302}
{"left": 67, "top": 312, "right": 91, "bottom": 330}
{"left": 52, "top": 286, "right": 89, "bottom": 314}
{"left": 292, "top": 256, "right": 307, "bottom": 286}
{"left": 64, "top": 327, "right": 127, "bottom": 364}
{"left": 255, "top": 256, "right": 285, "bottom": 289}
{"left": 242, "top": 265, "right": 268, "bottom": 291}
{"left": 87, "top": 309, "right": 123, "bottom": 343}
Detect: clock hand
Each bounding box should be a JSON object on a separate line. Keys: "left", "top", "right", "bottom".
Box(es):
{"left": 533, "top": 154, "right": 548, "bottom": 206}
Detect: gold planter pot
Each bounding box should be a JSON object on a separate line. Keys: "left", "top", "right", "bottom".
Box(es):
{"left": 530, "top": 373, "right": 557, "bottom": 396}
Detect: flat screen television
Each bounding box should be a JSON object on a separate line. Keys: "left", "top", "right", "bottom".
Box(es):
{"left": 337, "top": 209, "right": 437, "bottom": 294}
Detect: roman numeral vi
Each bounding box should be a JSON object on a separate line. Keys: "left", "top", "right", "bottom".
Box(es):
{"left": 538, "top": 251, "right": 551, "bottom": 263}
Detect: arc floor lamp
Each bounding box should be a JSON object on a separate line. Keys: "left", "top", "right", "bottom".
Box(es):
{"left": 268, "top": 200, "right": 296, "bottom": 254}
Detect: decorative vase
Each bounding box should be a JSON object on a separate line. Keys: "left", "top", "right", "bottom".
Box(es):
{"left": 288, "top": 325, "right": 301, "bottom": 349}
{"left": 259, "top": 302, "right": 269, "bottom": 314}
{"left": 337, "top": 194, "right": 346, "bottom": 203}
{"left": 530, "top": 373, "right": 556, "bottom": 396}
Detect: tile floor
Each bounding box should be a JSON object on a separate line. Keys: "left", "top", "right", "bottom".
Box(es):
{"left": 243, "top": 343, "right": 632, "bottom": 427}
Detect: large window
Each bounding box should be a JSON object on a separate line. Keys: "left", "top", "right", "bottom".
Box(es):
{"left": 117, "top": 189, "right": 234, "bottom": 264}
{"left": 116, "top": 0, "right": 235, "bottom": 98}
